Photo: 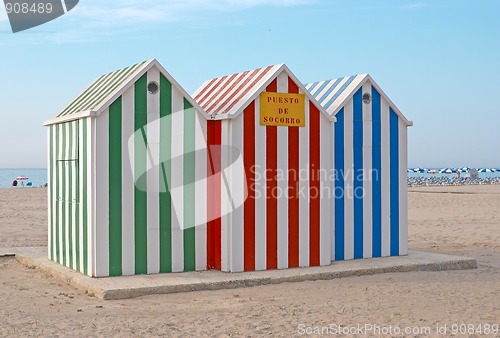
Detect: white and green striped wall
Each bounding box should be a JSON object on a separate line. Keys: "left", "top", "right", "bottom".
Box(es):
{"left": 47, "top": 118, "right": 91, "bottom": 275}
{"left": 46, "top": 62, "right": 210, "bottom": 277}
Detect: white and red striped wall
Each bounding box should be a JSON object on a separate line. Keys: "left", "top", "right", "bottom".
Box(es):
{"left": 199, "top": 68, "right": 334, "bottom": 272}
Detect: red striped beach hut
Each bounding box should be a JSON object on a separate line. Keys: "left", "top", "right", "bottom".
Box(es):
{"left": 193, "top": 64, "right": 336, "bottom": 272}
{"left": 305, "top": 74, "right": 412, "bottom": 261}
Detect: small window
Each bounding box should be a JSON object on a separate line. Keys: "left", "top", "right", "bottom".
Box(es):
{"left": 148, "top": 81, "right": 159, "bottom": 95}
{"left": 362, "top": 93, "right": 372, "bottom": 104}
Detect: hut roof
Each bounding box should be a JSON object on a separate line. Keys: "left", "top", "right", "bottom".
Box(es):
{"left": 305, "top": 74, "right": 412, "bottom": 126}
{"left": 193, "top": 64, "right": 333, "bottom": 121}
{"left": 44, "top": 59, "right": 208, "bottom": 126}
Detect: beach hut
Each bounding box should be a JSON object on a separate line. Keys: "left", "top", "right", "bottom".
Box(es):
{"left": 45, "top": 60, "right": 412, "bottom": 278}
{"left": 193, "top": 64, "right": 336, "bottom": 272}
{"left": 305, "top": 75, "right": 412, "bottom": 260}
{"left": 43, "top": 59, "right": 214, "bottom": 277}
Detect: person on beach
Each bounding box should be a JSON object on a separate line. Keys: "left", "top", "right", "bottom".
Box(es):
{"left": 12, "top": 180, "right": 18, "bottom": 187}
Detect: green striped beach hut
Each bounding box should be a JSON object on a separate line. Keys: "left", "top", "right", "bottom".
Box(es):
{"left": 43, "top": 59, "right": 213, "bottom": 277}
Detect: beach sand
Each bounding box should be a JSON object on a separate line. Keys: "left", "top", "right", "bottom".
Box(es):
{"left": 0, "top": 186, "right": 499, "bottom": 336}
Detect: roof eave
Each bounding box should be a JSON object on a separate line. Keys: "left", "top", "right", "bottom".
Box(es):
{"left": 220, "top": 64, "right": 285, "bottom": 120}
{"left": 210, "top": 64, "right": 336, "bottom": 122}
{"left": 43, "top": 110, "right": 96, "bottom": 126}
{"left": 152, "top": 60, "right": 212, "bottom": 120}
{"left": 326, "top": 74, "right": 369, "bottom": 120}
{"left": 48, "top": 59, "right": 212, "bottom": 125}
{"left": 328, "top": 74, "right": 412, "bottom": 127}
{"left": 52, "top": 59, "right": 152, "bottom": 121}
{"left": 207, "top": 113, "right": 229, "bottom": 121}
{"left": 365, "top": 74, "right": 413, "bottom": 127}
{"left": 90, "top": 59, "right": 156, "bottom": 117}
{"left": 281, "top": 64, "right": 336, "bottom": 122}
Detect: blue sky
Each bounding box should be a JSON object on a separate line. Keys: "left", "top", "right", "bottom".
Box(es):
{"left": 0, "top": 0, "right": 499, "bottom": 168}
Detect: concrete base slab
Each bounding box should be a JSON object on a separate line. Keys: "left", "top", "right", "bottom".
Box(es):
{"left": 4, "top": 247, "right": 477, "bottom": 300}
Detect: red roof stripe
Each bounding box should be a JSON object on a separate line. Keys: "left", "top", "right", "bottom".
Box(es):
{"left": 201, "top": 72, "right": 240, "bottom": 111}
{"left": 197, "top": 75, "right": 228, "bottom": 107}
{"left": 220, "top": 65, "right": 274, "bottom": 114}
{"left": 194, "top": 77, "right": 218, "bottom": 101}
{"left": 209, "top": 68, "right": 263, "bottom": 115}
{"left": 205, "top": 70, "right": 251, "bottom": 113}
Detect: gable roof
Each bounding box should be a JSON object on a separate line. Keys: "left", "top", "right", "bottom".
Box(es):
{"left": 305, "top": 74, "right": 412, "bottom": 126}
{"left": 43, "top": 59, "right": 209, "bottom": 126}
{"left": 193, "top": 64, "right": 334, "bottom": 121}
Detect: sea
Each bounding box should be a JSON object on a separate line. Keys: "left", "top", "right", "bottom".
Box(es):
{"left": 0, "top": 168, "right": 48, "bottom": 188}
{"left": 0, "top": 167, "right": 498, "bottom": 189}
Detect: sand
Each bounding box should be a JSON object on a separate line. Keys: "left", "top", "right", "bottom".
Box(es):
{"left": 0, "top": 188, "right": 47, "bottom": 248}
{"left": 0, "top": 185, "right": 499, "bottom": 336}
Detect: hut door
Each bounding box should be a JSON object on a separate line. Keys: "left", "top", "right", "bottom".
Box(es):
{"left": 56, "top": 120, "right": 79, "bottom": 221}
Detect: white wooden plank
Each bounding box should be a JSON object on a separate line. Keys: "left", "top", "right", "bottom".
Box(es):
{"left": 254, "top": 97, "right": 267, "bottom": 271}
{"left": 95, "top": 110, "right": 109, "bottom": 277}
{"left": 147, "top": 67, "right": 160, "bottom": 274}
{"left": 343, "top": 99, "right": 354, "bottom": 260}
{"left": 362, "top": 82, "right": 373, "bottom": 258}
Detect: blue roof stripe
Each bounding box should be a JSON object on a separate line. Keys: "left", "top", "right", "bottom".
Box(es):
{"left": 307, "top": 81, "right": 322, "bottom": 95}
{"left": 305, "top": 74, "right": 410, "bottom": 125}
{"left": 316, "top": 77, "right": 344, "bottom": 104}
{"left": 309, "top": 80, "right": 329, "bottom": 97}
{"left": 323, "top": 75, "right": 357, "bottom": 111}
{"left": 305, "top": 82, "right": 317, "bottom": 91}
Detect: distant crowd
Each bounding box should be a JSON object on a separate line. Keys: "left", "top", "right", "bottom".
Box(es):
{"left": 408, "top": 176, "right": 500, "bottom": 187}
{"left": 11, "top": 179, "right": 47, "bottom": 188}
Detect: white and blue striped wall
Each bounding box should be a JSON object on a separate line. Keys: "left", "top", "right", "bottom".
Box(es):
{"left": 306, "top": 76, "right": 410, "bottom": 261}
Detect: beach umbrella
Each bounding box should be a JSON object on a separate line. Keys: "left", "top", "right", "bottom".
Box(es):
{"left": 478, "top": 168, "right": 495, "bottom": 173}
{"left": 439, "top": 168, "right": 453, "bottom": 174}
{"left": 459, "top": 167, "right": 471, "bottom": 172}
{"left": 412, "top": 168, "right": 428, "bottom": 173}
{"left": 16, "top": 176, "right": 29, "bottom": 180}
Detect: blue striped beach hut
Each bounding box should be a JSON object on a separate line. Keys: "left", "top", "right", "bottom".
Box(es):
{"left": 305, "top": 75, "right": 413, "bottom": 261}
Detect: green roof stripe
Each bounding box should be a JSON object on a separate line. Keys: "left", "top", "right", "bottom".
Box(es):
{"left": 62, "top": 67, "right": 128, "bottom": 117}
{"left": 81, "top": 61, "right": 146, "bottom": 115}
{"left": 57, "top": 60, "right": 147, "bottom": 118}
{"left": 74, "top": 63, "right": 142, "bottom": 117}
{"left": 60, "top": 70, "right": 124, "bottom": 117}
{"left": 58, "top": 73, "right": 108, "bottom": 117}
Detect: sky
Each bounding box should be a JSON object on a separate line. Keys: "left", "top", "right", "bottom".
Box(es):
{"left": 0, "top": 0, "right": 499, "bottom": 168}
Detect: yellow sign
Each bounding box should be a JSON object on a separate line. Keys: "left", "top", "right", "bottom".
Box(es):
{"left": 260, "top": 92, "right": 305, "bottom": 127}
